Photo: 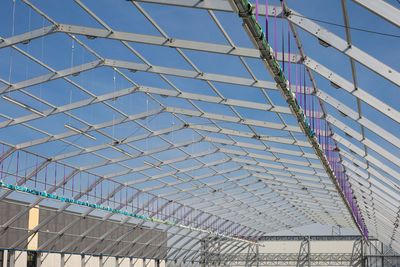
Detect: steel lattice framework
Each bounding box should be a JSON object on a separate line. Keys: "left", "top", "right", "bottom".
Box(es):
{"left": 0, "top": 0, "right": 399, "bottom": 264}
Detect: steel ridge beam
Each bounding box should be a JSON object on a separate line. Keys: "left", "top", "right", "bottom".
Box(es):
{"left": 218, "top": 147, "right": 322, "bottom": 169}
{"left": 104, "top": 58, "right": 278, "bottom": 90}
{"left": 164, "top": 106, "right": 303, "bottom": 133}
{"left": 0, "top": 60, "right": 104, "bottom": 94}
{"left": 188, "top": 123, "right": 311, "bottom": 147}
{"left": 0, "top": 84, "right": 296, "bottom": 131}
{"left": 0, "top": 57, "right": 306, "bottom": 98}
{"left": 351, "top": 0, "right": 400, "bottom": 29}
{"left": 202, "top": 135, "right": 318, "bottom": 159}
{"left": 0, "top": 25, "right": 57, "bottom": 49}
{"left": 13, "top": 107, "right": 163, "bottom": 150}
{"left": 54, "top": 124, "right": 186, "bottom": 161}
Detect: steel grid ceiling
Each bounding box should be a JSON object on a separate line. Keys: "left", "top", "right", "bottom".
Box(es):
{"left": 0, "top": 0, "right": 399, "bottom": 261}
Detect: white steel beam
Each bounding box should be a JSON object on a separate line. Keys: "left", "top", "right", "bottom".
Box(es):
{"left": 287, "top": 9, "right": 400, "bottom": 87}
{"left": 351, "top": 0, "right": 400, "bottom": 28}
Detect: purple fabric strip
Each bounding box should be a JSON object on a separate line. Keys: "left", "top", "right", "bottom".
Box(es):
{"left": 87, "top": 173, "right": 89, "bottom": 201}
{"left": 295, "top": 48, "right": 298, "bottom": 99}
{"left": 311, "top": 97, "right": 314, "bottom": 131}
{"left": 304, "top": 65, "right": 306, "bottom": 116}
{"left": 299, "top": 62, "right": 302, "bottom": 107}
{"left": 94, "top": 176, "right": 97, "bottom": 200}
{"left": 44, "top": 165, "right": 48, "bottom": 191}
{"left": 63, "top": 165, "right": 66, "bottom": 195}
{"left": 24, "top": 152, "right": 28, "bottom": 178}
{"left": 16, "top": 151, "right": 19, "bottom": 184}
{"left": 54, "top": 162, "right": 57, "bottom": 191}
{"left": 0, "top": 144, "right": 3, "bottom": 182}
{"left": 288, "top": 21, "right": 291, "bottom": 88}
{"left": 79, "top": 173, "right": 82, "bottom": 199}
{"left": 34, "top": 156, "right": 38, "bottom": 188}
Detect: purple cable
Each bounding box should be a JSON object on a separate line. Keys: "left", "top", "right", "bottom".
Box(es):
{"left": 24, "top": 152, "right": 28, "bottom": 179}
{"left": 308, "top": 77, "right": 311, "bottom": 121}
{"left": 299, "top": 61, "right": 302, "bottom": 108}
{"left": 304, "top": 65, "right": 306, "bottom": 116}
{"left": 16, "top": 151, "right": 19, "bottom": 184}
{"left": 54, "top": 162, "right": 57, "bottom": 191}
{"left": 318, "top": 103, "right": 321, "bottom": 144}
{"left": 94, "top": 176, "right": 97, "bottom": 200}
{"left": 44, "top": 164, "right": 48, "bottom": 191}
{"left": 0, "top": 144, "right": 3, "bottom": 181}
{"left": 274, "top": 0, "right": 277, "bottom": 58}
{"left": 114, "top": 183, "right": 117, "bottom": 208}
{"left": 295, "top": 49, "right": 298, "bottom": 100}
{"left": 72, "top": 174, "right": 74, "bottom": 197}
{"left": 132, "top": 194, "right": 134, "bottom": 213}
{"left": 126, "top": 188, "right": 128, "bottom": 211}
{"left": 256, "top": 0, "right": 259, "bottom": 21}
{"left": 63, "top": 165, "right": 66, "bottom": 195}
{"left": 87, "top": 173, "right": 89, "bottom": 202}
{"left": 34, "top": 156, "right": 38, "bottom": 188}
{"left": 80, "top": 173, "right": 82, "bottom": 199}
{"left": 288, "top": 21, "right": 291, "bottom": 89}
{"left": 100, "top": 179, "right": 103, "bottom": 203}
{"left": 266, "top": 0, "right": 269, "bottom": 42}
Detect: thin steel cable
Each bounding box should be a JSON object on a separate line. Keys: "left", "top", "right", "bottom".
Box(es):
{"left": 291, "top": 13, "right": 400, "bottom": 39}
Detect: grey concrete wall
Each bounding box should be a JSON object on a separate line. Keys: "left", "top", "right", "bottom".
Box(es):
{"left": 0, "top": 200, "right": 167, "bottom": 259}
{"left": 0, "top": 201, "right": 29, "bottom": 250}
{"left": 0, "top": 250, "right": 167, "bottom": 267}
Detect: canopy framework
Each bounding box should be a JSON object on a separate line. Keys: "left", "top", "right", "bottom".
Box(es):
{"left": 0, "top": 0, "right": 399, "bottom": 262}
